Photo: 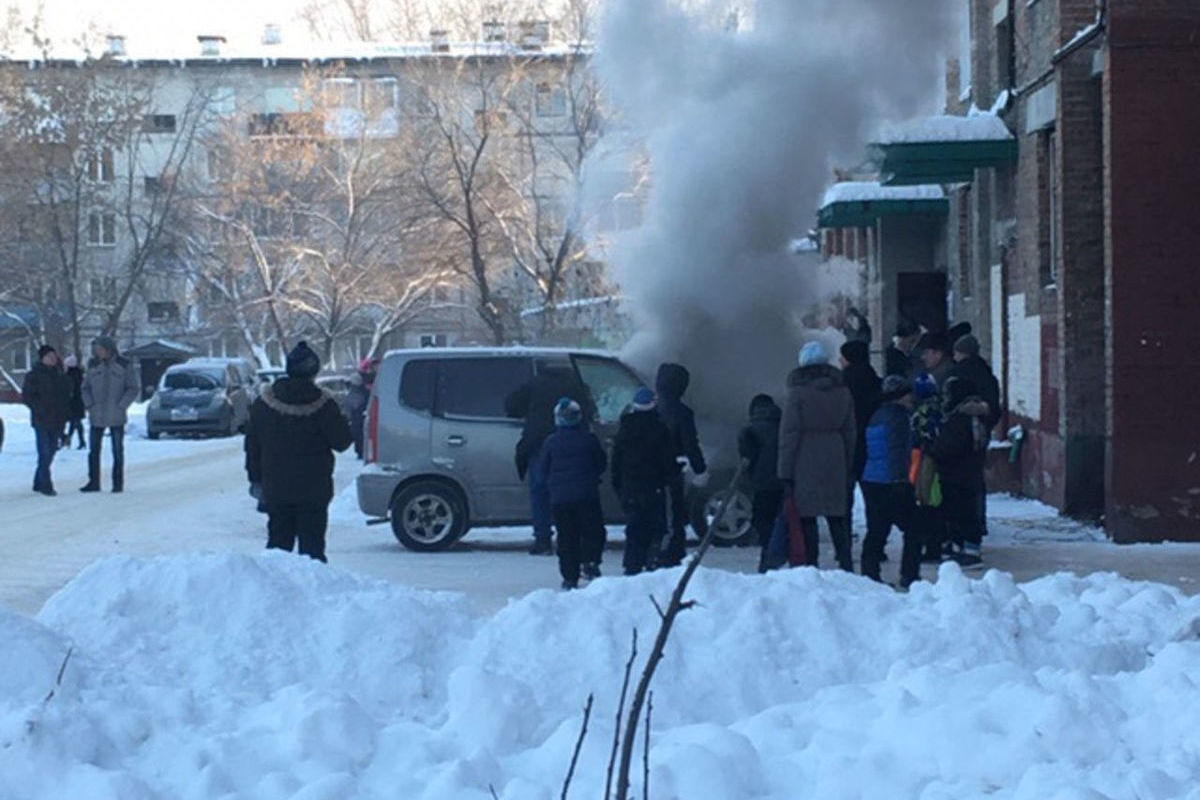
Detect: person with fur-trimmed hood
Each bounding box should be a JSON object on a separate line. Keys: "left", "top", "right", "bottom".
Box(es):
{"left": 245, "top": 341, "right": 353, "bottom": 562}
{"left": 777, "top": 342, "right": 856, "bottom": 571}
{"left": 655, "top": 363, "right": 708, "bottom": 568}
{"left": 929, "top": 376, "right": 991, "bottom": 569}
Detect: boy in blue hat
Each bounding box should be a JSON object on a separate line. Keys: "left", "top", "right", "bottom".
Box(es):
{"left": 534, "top": 397, "right": 608, "bottom": 588}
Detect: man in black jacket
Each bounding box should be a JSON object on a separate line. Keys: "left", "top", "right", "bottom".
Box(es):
{"left": 840, "top": 340, "right": 882, "bottom": 526}
{"left": 245, "top": 341, "right": 353, "bottom": 562}
{"left": 613, "top": 387, "right": 678, "bottom": 575}
{"left": 949, "top": 334, "right": 1003, "bottom": 538}
{"left": 22, "top": 345, "right": 70, "bottom": 496}
{"left": 930, "top": 377, "right": 990, "bottom": 569}
{"left": 505, "top": 364, "right": 593, "bottom": 555}
{"left": 655, "top": 363, "right": 708, "bottom": 568}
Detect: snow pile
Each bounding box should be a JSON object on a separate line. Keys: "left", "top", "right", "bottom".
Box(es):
{"left": 2, "top": 553, "right": 1200, "bottom": 798}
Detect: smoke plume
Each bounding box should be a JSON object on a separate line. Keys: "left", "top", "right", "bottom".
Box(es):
{"left": 593, "top": 0, "right": 952, "bottom": 436}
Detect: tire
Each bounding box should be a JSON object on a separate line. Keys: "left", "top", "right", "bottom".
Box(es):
{"left": 147, "top": 430, "right": 161, "bottom": 441}
{"left": 690, "top": 486, "right": 755, "bottom": 547}
{"left": 390, "top": 481, "right": 468, "bottom": 552}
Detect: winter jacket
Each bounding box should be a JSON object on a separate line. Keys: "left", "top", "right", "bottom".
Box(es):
{"left": 245, "top": 378, "right": 353, "bottom": 507}
{"left": 738, "top": 396, "right": 783, "bottom": 493}
{"left": 345, "top": 379, "right": 371, "bottom": 449}
{"left": 842, "top": 360, "right": 882, "bottom": 481}
{"left": 911, "top": 396, "right": 945, "bottom": 449}
{"left": 82, "top": 347, "right": 140, "bottom": 428}
{"left": 535, "top": 426, "right": 608, "bottom": 506}
{"left": 862, "top": 402, "right": 914, "bottom": 485}
{"left": 612, "top": 408, "right": 677, "bottom": 498}
{"left": 929, "top": 397, "right": 990, "bottom": 490}
{"left": 65, "top": 367, "right": 85, "bottom": 420}
{"left": 885, "top": 344, "right": 915, "bottom": 379}
{"left": 506, "top": 369, "right": 593, "bottom": 479}
{"left": 22, "top": 363, "right": 71, "bottom": 431}
{"left": 948, "top": 355, "right": 1002, "bottom": 431}
{"left": 656, "top": 363, "right": 707, "bottom": 476}
{"left": 777, "top": 364, "right": 856, "bottom": 517}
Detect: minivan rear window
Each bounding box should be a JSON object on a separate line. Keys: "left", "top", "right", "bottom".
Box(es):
{"left": 437, "top": 357, "right": 532, "bottom": 419}
{"left": 400, "top": 360, "right": 437, "bottom": 411}
{"left": 164, "top": 370, "right": 224, "bottom": 391}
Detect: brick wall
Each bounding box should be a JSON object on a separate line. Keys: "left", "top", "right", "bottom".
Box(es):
{"left": 1105, "top": 0, "right": 1200, "bottom": 541}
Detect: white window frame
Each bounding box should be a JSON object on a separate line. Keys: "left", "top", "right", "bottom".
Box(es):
{"left": 324, "top": 77, "right": 361, "bottom": 110}
{"left": 88, "top": 147, "right": 115, "bottom": 183}
{"left": 87, "top": 211, "right": 117, "bottom": 247}
{"left": 365, "top": 77, "right": 398, "bottom": 112}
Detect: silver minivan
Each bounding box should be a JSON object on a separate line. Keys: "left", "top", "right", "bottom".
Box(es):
{"left": 356, "top": 347, "right": 754, "bottom": 551}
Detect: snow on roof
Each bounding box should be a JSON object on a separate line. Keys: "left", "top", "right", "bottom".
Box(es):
{"left": 519, "top": 295, "right": 622, "bottom": 318}
{"left": 0, "top": 39, "right": 591, "bottom": 66}
{"left": 875, "top": 114, "right": 1015, "bottom": 145}
{"left": 820, "top": 181, "right": 946, "bottom": 208}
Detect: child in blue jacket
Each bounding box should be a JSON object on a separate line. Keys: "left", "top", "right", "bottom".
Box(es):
{"left": 535, "top": 398, "right": 608, "bottom": 588}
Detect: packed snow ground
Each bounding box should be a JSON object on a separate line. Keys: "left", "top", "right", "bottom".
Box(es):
{"left": 5, "top": 404, "right": 1200, "bottom": 797}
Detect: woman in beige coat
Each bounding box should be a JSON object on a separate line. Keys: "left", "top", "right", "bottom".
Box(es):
{"left": 777, "top": 341, "right": 857, "bottom": 571}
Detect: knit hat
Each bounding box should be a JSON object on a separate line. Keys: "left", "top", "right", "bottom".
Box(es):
{"left": 840, "top": 340, "right": 869, "bottom": 365}
{"left": 64, "top": 355, "right": 78, "bottom": 369}
{"left": 285, "top": 341, "right": 321, "bottom": 379}
{"left": 895, "top": 320, "right": 919, "bottom": 338}
{"left": 37, "top": 344, "right": 57, "bottom": 359}
{"left": 631, "top": 386, "right": 657, "bottom": 412}
{"left": 554, "top": 397, "right": 583, "bottom": 427}
{"left": 880, "top": 374, "right": 913, "bottom": 402}
{"left": 953, "top": 334, "right": 981, "bottom": 358}
{"left": 947, "top": 321, "right": 973, "bottom": 344}
{"left": 798, "top": 341, "right": 830, "bottom": 368}
{"left": 913, "top": 372, "right": 939, "bottom": 401}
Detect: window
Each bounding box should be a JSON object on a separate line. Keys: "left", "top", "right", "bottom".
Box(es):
{"left": 420, "top": 333, "right": 448, "bottom": 348}
{"left": 144, "top": 176, "right": 163, "bottom": 197}
{"left": 88, "top": 212, "right": 117, "bottom": 246}
{"left": 164, "top": 369, "right": 223, "bottom": 391}
{"left": 324, "top": 78, "right": 360, "bottom": 109}
{"left": 143, "top": 114, "right": 177, "bottom": 134}
{"left": 535, "top": 82, "right": 567, "bottom": 117}
{"left": 248, "top": 113, "right": 320, "bottom": 137}
{"left": 1043, "top": 130, "right": 1060, "bottom": 287}
{"left": 365, "top": 78, "right": 398, "bottom": 112}
{"left": 400, "top": 359, "right": 437, "bottom": 411}
{"left": 573, "top": 355, "right": 642, "bottom": 426}
{"left": 436, "top": 357, "right": 532, "bottom": 419}
{"left": 90, "top": 277, "right": 117, "bottom": 307}
{"left": 88, "top": 147, "right": 115, "bottom": 183}
{"left": 147, "top": 301, "right": 179, "bottom": 323}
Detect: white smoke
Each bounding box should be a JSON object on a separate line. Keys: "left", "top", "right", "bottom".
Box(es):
{"left": 593, "top": 0, "right": 952, "bottom": 429}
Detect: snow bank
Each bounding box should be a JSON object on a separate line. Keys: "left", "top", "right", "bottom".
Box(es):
{"left": 3, "top": 553, "right": 1200, "bottom": 799}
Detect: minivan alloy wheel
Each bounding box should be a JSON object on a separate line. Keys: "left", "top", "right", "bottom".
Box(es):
{"left": 704, "top": 489, "right": 754, "bottom": 545}
{"left": 402, "top": 494, "right": 455, "bottom": 544}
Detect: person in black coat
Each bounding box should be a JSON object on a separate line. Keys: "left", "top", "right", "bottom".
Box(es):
{"left": 738, "top": 394, "right": 783, "bottom": 573}
{"left": 949, "top": 334, "right": 1002, "bottom": 539}
{"left": 62, "top": 356, "right": 86, "bottom": 449}
{"left": 655, "top": 363, "right": 708, "bottom": 567}
{"left": 22, "top": 345, "right": 70, "bottom": 496}
{"left": 506, "top": 365, "right": 593, "bottom": 555}
{"left": 245, "top": 341, "right": 353, "bottom": 562}
{"left": 840, "top": 339, "right": 882, "bottom": 525}
{"left": 535, "top": 398, "right": 608, "bottom": 588}
{"left": 345, "top": 358, "right": 377, "bottom": 460}
{"left": 613, "top": 387, "right": 678, "bottom": 575}
{"left": 930, "top": 377, "right": 990, "bottom": 569}
{"left": 885, "top": 321, "right": 921, "bottom": 379}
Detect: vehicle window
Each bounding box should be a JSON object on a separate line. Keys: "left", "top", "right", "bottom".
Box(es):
{"left": 401, "top": 359, "right": 437, "bottom": 412}
{"left": 164, "top": 370, "right": 223, "bottom": 391}
{"left": 437, "top": 357, "right": 532, "bottom": 419}
{"left": 573, "top": 356, "right": 643, "bottom": 425}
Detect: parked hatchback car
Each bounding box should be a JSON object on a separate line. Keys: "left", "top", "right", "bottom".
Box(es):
{"left": 357, "top": 348, "right": 751, "bottom": 551}
{"left": 146, "top": 363, "right": 251, "bottom": 439}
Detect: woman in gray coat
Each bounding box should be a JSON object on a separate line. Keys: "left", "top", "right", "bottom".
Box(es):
{"left": 777, "top": 341, "right": 857, "bottom": 571}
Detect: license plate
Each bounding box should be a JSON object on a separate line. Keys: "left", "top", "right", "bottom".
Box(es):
{"left": 171, "top": 407, "right": 199, "bottom": 422}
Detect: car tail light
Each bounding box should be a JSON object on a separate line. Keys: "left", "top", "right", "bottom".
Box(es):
{"left": 365, "top": 395, "right": 379, "bottom": 464}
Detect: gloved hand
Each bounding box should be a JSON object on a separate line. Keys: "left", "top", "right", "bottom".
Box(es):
{"left": 691, "top": 470, "right": 710, "bottom": 489}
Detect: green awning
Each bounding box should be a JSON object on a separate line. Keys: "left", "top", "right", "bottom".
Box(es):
{"left": 872, "top": 115, "right": 1017, "bottom": 186}
{"left": 817, "top": 182, "right": 948, "bottom": 229}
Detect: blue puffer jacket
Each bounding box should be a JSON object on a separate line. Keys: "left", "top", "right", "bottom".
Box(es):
{"left": 862, "top": 402, "right": 914, "bottom": 484}
{"left": 535, "top": 426, "right": 608, "bottom": 505}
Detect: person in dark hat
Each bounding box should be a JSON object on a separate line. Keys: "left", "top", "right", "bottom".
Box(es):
{"left": 918, "top": 332, "right": 954, "bottom": 388}
{"left": 245, "top": 341, "right": 353, "bottom": 562}
{"left": 22, "top": 345, "right": 70, "bottom": 496}
{"left": 885, "top": 320, "right": 921, "bottom": 379}
{"left": 840, "top": 339, "right": 881, "bottom": 528}
{"left": 613, "top": 386, "right": 677, "bottom": 575}
{"left": 946, "top": 322, "right": 973, "bottom": 346}
{"left": 949, "top": 334, "right": 1003, "bottom": 541}
{"left": 859, "top": 374, "right": 917, "bottom": 583}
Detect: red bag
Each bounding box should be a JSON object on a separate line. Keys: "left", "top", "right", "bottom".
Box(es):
{"left": 784, "top": 497, "right": 807, "bottom": 567}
